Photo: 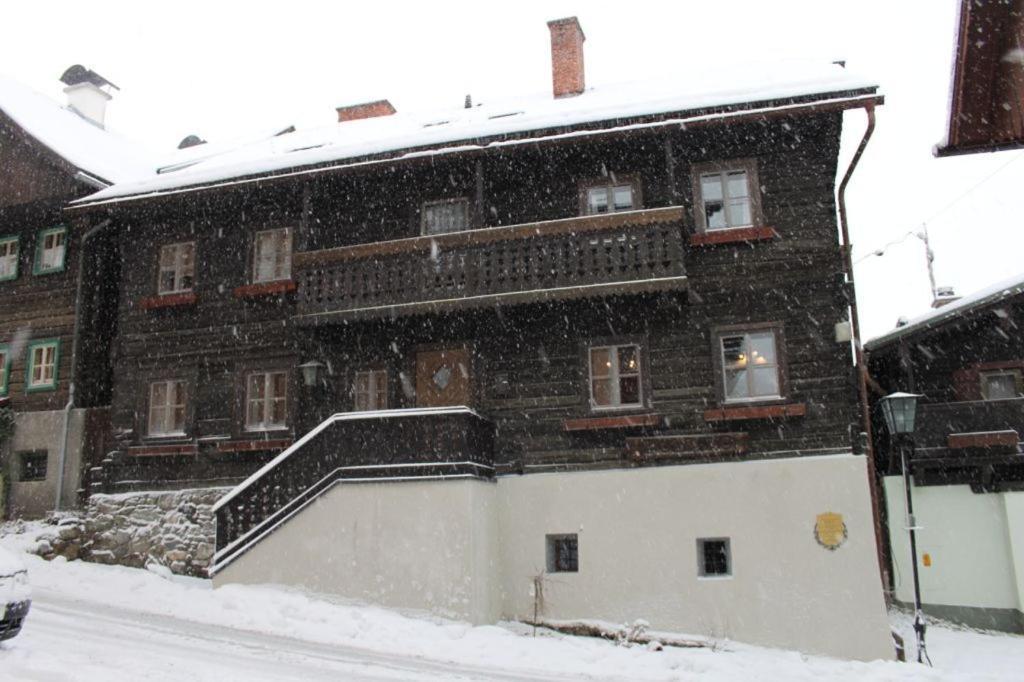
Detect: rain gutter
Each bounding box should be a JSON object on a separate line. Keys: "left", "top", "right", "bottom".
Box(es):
{"left": 836, "top": 103, "right": 888, "bottom": 588}
{"left": 55, "top": 218, "right": 111, "bottom": 511}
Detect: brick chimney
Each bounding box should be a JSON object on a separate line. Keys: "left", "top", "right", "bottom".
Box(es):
{"left": 336, "top": 99, "right": 396, "bottom": 123}
{"left": 547, "top": 17, "right": 586, "bottom": 98}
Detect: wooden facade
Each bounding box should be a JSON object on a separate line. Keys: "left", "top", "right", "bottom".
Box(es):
{"left": 78, "top": 108, "right": 873, "bottom": 495}
{"left": 867, "top": 290, "right": 1024, "bottom": 490}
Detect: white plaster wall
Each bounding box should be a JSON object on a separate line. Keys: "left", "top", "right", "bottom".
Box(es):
{"left": 3, "top": 409, "right": 86, "bottom": 517}
{"left": 497, "top": 455, "right": 892, "bottom": 661}
{"left": 214, "top": 478, "right": 500, "bottom": 624}
{"left": 1004, "top": 493, "right": 1024, "bottom": 613}
{"left": 883, "top": 478, "right": 1022, "bottom": 611}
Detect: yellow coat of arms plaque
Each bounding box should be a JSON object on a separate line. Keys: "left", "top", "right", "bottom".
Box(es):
{"left": 814, "top": 512, "right": 847, "bottom": 550}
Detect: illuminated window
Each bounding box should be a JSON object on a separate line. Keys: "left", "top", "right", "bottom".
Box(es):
{"left": 589, "top": 344, "right": 642, "bottom": 408}
{"left": 720, "top": 331, "right": 780, "bottom": 402}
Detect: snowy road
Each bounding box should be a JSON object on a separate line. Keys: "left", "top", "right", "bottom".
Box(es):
{"left": 3, "top": 589, "right": 572, "bottom": 682}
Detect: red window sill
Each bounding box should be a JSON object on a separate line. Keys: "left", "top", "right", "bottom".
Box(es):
{"left": 947, "top": 430, "right": 1019, "bottom": 449}
{"left": 689, "top": 226, "right": 778, "bottom": 246}
{"left": 128, "top": 444, "right": 198, "bottom": 457}
{"left": 232, "top": 280, "right": 297, "bottom": 299}
{"left": 140, "top": 292, "right": 198, "bottom": 310}
{"left": 563, "top": 413, "right": 662, "bottom": 432}
{"left": 216, "top": 438, "right": 292, "bottom": 453}
{"left": 704, "top": 402, "right": 806, "bottom": 422}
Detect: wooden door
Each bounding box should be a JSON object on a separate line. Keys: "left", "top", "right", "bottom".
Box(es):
{"left": 416, "top": 348, "right": 470, "bottom": 407}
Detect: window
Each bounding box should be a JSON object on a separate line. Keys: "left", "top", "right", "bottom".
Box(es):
{"left": 158, "top": 242, "right": 196, "bottom": 294}
{"left": 245, "top": 371, "right": 288, "bottom": 431}
{"left": 697, "top": 538, "right": 731, "bottom": 577}
{"left": 694, "top": 160, "right": 761, "bottom": 231}
{"left": 589, "top": 344, "right": 642, "bottom": 409}
{"left": 546, "top": 534, "right": 579, "bottom": 573}
{"left": 253, "top": 228, "right": 292, "bottom": 283}
{"left": 26, "top": 339, "right": 59, "bottom": 392}
{"left": 0, "top": 345, "right": 9, "bottom": 395}
{"left": 34, "top": 227, "right": 67, "bottom": 274}
{"left": 584, "top": 182, "right": 636, "bottom": 215}
{"left": 422, "top": 199, "right": 469, "bottom": 235}
{"left": 18, "top": 451, "right": 48, "bottom": 482}
{"left": 0, "top": 236, "right": 19, "bottom": 281}
{"left": 148, "top": 380, "right": 187, "bottom": 436}
{"left": 719, "top": 330, "right": 781, "bottom": 402}
{"left": 981, "top": 370, "right": 1022, "bottom": 400}
{"left": 354, "top": 369, "right": 388, "bottom": 411}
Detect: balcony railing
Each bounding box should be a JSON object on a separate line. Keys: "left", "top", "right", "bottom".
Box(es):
{"left": 913, "top": 398, "right": 1024, "bottom": 453}
{"left": 294, "top": 207, "right": 687, "bottom": 322}
{"left": 211, "top": 407, "right": 494, "bottom": 572}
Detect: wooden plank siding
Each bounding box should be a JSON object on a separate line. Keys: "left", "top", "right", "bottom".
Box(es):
{"left": 97, "top": 112, "right": 861, "bottom": 487}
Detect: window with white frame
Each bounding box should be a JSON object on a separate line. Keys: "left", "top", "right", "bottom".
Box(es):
{"left": 584, "top": 182, "right": 636, "bottom": 215}
{"left": 0, "top": 346, "right": 9, "bottom": 395}
{"left": 35, "top": 227, "right": 66, "bottom": 274}
{"left": 589, "top": 344, "right": 642, "bottom": 409}
{"left": 148, "top": 380, "right": 187, "bottom": 436}
{"left": 246, "top": 371, "right": 288, "bottom": 431}
{"left": 720, "top": 330, "right": 781, "bottom": 402}
{"left": 354, "top": 369, "right": 388, "bottom": 411}
{"left": 158, "top": 242, "right": 196, "bottom": 294}
{"left": 0, "top": 237, "right": 19, "bottom": 280}
{"left": 981, "top": 370, "right": 1021, "bottom": 400}
{"left": 422, "top": 199, "right": 469, "bottom": 235}
{"left": 253, "top": 228, "right": 292, "bottom": 283}
{"left": 27, "top": 340, "right": 59, "bottom": 391}
{"left": 695, "top": 161, "right": 759, "bottom": 231}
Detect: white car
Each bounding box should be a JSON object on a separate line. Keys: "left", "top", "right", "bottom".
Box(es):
{"left": 0, "top": 545, "right": 30, "bottom": 641}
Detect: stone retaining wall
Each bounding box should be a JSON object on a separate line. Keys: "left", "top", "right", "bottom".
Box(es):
{"left": 35, "top": 488, "right": 227, "bottom": 577}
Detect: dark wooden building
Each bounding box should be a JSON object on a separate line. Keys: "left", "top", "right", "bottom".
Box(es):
{"left": 0, "top": 66, "right": 151, "bottom": 517}
{"left": 64, "top": 18, "right": 895, "bottom": 659}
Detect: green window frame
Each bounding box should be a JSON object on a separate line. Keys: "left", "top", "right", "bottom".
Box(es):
{"left": 0, "top": 235, "right": 19, "bottom": 282}
{"left": 0, "top": 344, "right": 10, "bottom": 395}
{"left": 34, "top": 226, "right": 68, "bottom": 275}
{"left": 25, "top": 339, "right": 60, "bottom": 392}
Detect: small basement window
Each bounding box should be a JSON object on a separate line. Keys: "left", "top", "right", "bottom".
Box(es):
{"left": 18, "top": 451, "right": 48, "bottom": 482}
{"left": 980, "top": 370, "right": 1022, "bottom": 400}
{"left": 34, "top": 226, "right": 67, "bottom": 275}
{"left": 546, "top": 534, "right": 579, "bottom": 573}
{"left": 697, "top": 538, "right": 731, "bottom": 577}
{"left": 0, "top": 236, "right": 19, "bottom": 281}
{"left": 422, "top": 199, "right": 470, "bottom": 235}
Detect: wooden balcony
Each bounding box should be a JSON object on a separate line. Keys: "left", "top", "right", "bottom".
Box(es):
{"left": 904, "top": 398, "right": 1024, "bottom": 489}
{"left": 293, "top": 207, "right": 687, "bottom": 323}
{"left": 212, "top": 407, "right": 494, "bottom": 571}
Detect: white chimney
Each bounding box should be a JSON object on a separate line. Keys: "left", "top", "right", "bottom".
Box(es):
{"left": 59, "top": 65, "right": 117, "bottom": 129}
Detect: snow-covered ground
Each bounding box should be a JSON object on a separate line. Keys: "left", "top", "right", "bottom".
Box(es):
{"left": 1, "top": 524, "right": 1021, "bottom": 681}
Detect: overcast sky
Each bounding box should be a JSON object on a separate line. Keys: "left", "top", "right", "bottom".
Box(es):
{"left": 3, "top": 0, "right": 1019, "bottom": 339}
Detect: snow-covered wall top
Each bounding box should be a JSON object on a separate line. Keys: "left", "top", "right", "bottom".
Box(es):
{"left": 0, "top": 73, "right": 155, "bottom": 186}
{"left": 866, "top": 270, "right": 1024, "bottom": 350}
{"left": 74, "top": 60, "right": 878, "bottom": 207}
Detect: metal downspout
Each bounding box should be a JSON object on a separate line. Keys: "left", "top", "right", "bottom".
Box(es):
{"left": 55, "top": 218, "right": 111, "bottom": 511}
{"left": 837, "top": 104, "right": 888, "bottom": 588}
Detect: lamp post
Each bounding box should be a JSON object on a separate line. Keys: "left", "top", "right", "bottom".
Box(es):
{"left": 879, "top": 391, "right": 928, "bottom": 665}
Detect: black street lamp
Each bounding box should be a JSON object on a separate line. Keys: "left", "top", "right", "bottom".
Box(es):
{"left": 879, "top": 391, "right": 929, "bottom": 665}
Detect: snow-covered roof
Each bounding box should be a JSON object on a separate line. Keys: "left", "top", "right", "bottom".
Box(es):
{"left": 73, "top": 60, "right": 878, "bottom": 208}
{"left": 866, "top": 271, "right": 1024, "bottom": 351}
{"left": 0, "top": 73, "right": 155, "bottom": 185}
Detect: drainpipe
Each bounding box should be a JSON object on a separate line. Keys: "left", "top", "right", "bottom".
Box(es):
{"left": 55, "top": 218, "right": 112, "bottom": 511}
{"left": 836, "top": 104, "right": 889, "bottom": 588}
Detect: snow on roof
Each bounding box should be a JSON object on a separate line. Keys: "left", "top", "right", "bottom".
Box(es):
{"left": 866, "top": 270, "right": 1024, "bottom": 351}
{"left": 74, "top": 60, "right": 878, "bottom": 207}
{"left": 0, "top": 72, "right": 155, "bottom": 185}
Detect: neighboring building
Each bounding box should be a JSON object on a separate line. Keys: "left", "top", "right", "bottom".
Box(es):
{"left": 0, "top": 67, "right": 152, "bottom": 517}
{"left": 936, "top": 0, "right": 1024, "bottom": 156}
{"left": 867, "top": 276, "right": 1024, "bottom": 632}
{"left": 67, "top": 18, "right": 893, "bottom": 659}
